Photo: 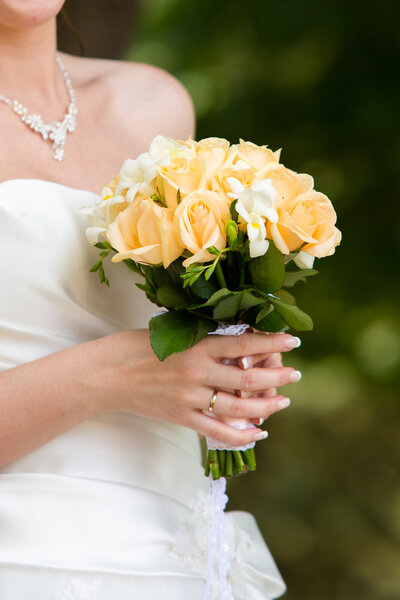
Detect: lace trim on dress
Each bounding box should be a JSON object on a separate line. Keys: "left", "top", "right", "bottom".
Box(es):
{"left": 170, "top": 491, "right": 252, "bottom": 600}
{"left": 55, "top": 576, "right": 101, "bottom": 600}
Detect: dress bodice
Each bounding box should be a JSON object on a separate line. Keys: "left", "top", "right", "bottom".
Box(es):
{"left": 0, "top": 178, "right": 155, "bottom": 368}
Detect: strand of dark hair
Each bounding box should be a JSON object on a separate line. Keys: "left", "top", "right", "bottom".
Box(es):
{"left": 59, "top": 8, "right": 85, "bottom": 57}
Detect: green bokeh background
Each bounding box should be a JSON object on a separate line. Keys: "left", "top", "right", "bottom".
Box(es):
{"left": 61, "top": 0, "right": 400, "bottom": 598}
{"left": 125, "top": 2, "right": 400, "bottom": 599}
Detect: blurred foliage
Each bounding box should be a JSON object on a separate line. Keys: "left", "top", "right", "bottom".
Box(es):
{"left": 125, "top": 1, "right": 400, "bottom": 598}
{"left": 126, "top": 0, "right": 400, "bottom": 600}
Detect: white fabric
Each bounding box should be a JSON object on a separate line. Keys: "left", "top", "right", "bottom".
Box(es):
{"left": 0, "top": 179, "right": 286, "bottom": 599}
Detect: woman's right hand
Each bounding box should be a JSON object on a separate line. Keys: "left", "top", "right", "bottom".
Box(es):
{"left": 96, "top": 329, "right": 302, "bottom": 447}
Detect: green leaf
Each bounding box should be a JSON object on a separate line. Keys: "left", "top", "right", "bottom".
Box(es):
{"left": 249, "top": 241, "right": 285, "bottom": 293}
{"left": 213, "top": 293, "right": 242, "bottom": 320}
{"left": 240, "top": 290, "right": 265, "bottom": 310}
{"left": 204, "top": 288, "right": 233, "bottom": 307}
{"left": 149, "top": 311, "right": 203, "bottom": 361}
{"left": 204, "top": 262, "right": 217, "bottom": 280}
{"left": 284, "top": 269, "right": 318, "bottom": 287}
{"left": 255, "top": 303, "right": 274, "bottom": 324}
{"left": 190, "top": 275, "right": 218, "bottom": 299}
{"left": 274, "top": 289, "right": 296, "bottom": 305}
{"left": 94, "top": 241, "right": 111, "bottom": 250}
{"left": 152, "top": 266, "right": 172, "bottom": 288}
{"left": 89, "top": 259, "right": 102, "bottom": 273}
{"left": 123, "top": 259, "right": 143, "bottom": 276}
{"left": 268, "top": 295, "right": 313, "bottom": 330}
{"left": 191, "top": 316, "right": 216, "bottom": 345}
{"left": 151, "top": 193, "right": 167, "bottom": 208}
{"left": 156, "top": 284, "right": 187, "bottom": 309}
{"left": 230, "top": 199, "right": 239, "bottom": 222}
{"left": 256, "top": 306, "right": 288, "bottom": 332}
{"left": 207, "top": 246, "right": 220, "bottom": 255}
{"left": 135, "top": 282, "right": 157, "bottom": 303}
{"left": 176, "top": 188, "right": 181, "bottom": 205}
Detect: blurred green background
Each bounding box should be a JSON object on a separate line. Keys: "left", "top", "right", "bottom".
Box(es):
{"left": 60, "top": 0, "right": 400, "bottom": 598}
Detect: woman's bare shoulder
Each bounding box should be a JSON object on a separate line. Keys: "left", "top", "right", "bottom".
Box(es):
{"left": 64, "top": 54, "right": 196, "bottom": 141}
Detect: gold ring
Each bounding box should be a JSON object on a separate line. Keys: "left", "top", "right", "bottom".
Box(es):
{"left": 208, "top": 390, "right": 218, "bottom": 412}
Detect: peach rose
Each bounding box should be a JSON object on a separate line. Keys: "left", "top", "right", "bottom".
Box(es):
{"left": 106, "top": 196, "right": 183, "bottom": 268}
{"left": 267, "top": 191, "right": 341, "bottom": 258}
{"left": 231, "top": 139, "right": 279, "bottom": 171}
{"left": 174, "top": 190, "right": 231, "bottom": 267}
{"left": 191, "top": 137, "right": 231, "bottom": 187}
{"left": 156, "top": 156, "right": 205, "bottom": 208}
{"left": 211, "top": 163, "right": 255, "bottom": 197}
{"left": 256, "top": 164, "right": 314, "bottom": 208}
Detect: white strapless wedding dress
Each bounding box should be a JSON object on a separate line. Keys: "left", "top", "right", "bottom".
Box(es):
{"left": 0, "top": 179, "right": 286, "bottom": 600}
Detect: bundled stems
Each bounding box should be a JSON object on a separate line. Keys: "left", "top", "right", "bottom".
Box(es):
{"left": 205, "top": 447, "right": 256, "bottom": 480}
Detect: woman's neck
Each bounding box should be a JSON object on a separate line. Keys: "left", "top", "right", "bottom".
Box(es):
{"left": 0, "top": 19, "right": 66, "bottom": 111}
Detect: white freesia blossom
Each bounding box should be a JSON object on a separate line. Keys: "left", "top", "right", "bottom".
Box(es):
{"left": 294, "top": 250, "right": 315, "bottom": 269}
{"left": 247, "top": 214, "right": 270, "bottom": 257}
{"left": 78, "top": 195, "right": 127, "bottom": 244}
{"left": 227, "top": 177, "right": 278, "bottom": 258}
{"left": 227, "top": 177, "right": 278, "bottom": 224}
{"left": 115, "top": 135, "right": 192, "bottom": 201}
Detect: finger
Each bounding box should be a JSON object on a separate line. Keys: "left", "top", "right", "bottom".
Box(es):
{"left": 238, "top": 351, "right": 283, "bottom": 370}
{"left": 206, "top": 363, "right": 302, "bottom": 394}
{"left": 261, "top": 352, "right": 283, "bottom": 368}
{"left": 189, "top": 411, "right": 268, "bottom": 446}
{"left": 206, "top": 332, "right": 301, "bottom": 360}
{"left": 204, "top": 391, "right": 291, "bottom": 419}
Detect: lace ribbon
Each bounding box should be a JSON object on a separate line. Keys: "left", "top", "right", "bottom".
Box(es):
{"left": 204, "top": 323, "right": 252, "bottom": 600}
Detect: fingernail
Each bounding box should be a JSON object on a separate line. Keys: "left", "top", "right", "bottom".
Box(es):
{"left": 278, "top": 397, "right": 291, "bottom": 409}
{"left": 290, "top": 370, "right": 302, "bottom": 383}
{"left": 241, "top": 356, "right": 251, "bottom": 370}
{"left": 254, "top": 430, "right": 269, "bottom": 441}
{"left": 285, "top": 336, "right": 301, "bottom": 349}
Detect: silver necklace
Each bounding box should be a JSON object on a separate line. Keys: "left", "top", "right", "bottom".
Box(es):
{"left": 0, "top": 53, "right": 77, "bottom": 162}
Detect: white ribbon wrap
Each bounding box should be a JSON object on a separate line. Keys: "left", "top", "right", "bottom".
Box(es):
{"left": 204, "top": 323, "right": 256, "bottom": 600}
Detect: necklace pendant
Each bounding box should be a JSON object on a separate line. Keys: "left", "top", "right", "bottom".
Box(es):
{"left": 0, "top": 53, "right": 77, "bottom": 163}
{"left": 54, "top": 146, "right": 65, "bottom": 162}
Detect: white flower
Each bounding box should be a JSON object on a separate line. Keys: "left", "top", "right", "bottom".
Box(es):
{"left": 227, "top": 177, "right": 278, "bottom": 224}
{"left": 227, "top": 177, "right": 278, "bottom": 258}
{"left": 115, "top": 135, "right": 192, "bottom": 201}
{"left": 294, "top": 250, "right": 315, "bottom": 269}
{"left": 247, "top": 214, "right": 270, "bottom": 257}
{"left": 78, "top": 195, "right": 128, "bottom": 244}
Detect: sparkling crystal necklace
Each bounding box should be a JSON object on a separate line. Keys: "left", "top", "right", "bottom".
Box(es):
{"left": 0, "top": 53, "right": 77, "bottom": 162}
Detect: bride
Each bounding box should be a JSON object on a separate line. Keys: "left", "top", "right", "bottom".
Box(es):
{"left": 0, "top": 1, "right": 300, "bottom": 598}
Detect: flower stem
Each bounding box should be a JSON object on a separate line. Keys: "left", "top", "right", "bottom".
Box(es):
{"left": 204, "top": 452, "right": 211, "bottom": 477}
{"left": 218, "top": 450, "right": 226, "bottom": 475}
{"left": 225, "top": 451, "right": 233, "bottom": 477}
{"left": 215, "top": 260, "right": 227, "bottom": 289}
{"left": 244, "top": 447, "right": 256, "bottom": 471}
{"left": 233, "top": 450, "right": 247, "bottom": 473}
{"left": 209, "top": 450, "right": 220, "bottom": 480}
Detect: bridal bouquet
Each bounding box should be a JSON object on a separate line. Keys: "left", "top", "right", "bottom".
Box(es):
{"left": 81, "top": 135, "right": 341, "bottom": 479}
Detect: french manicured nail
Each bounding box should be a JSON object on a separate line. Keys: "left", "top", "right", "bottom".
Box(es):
{"left": 241, "top": 356, "right": 251, "bottom": 369}
{"left": 285, "top": 336, "right": 301, "bottom": 349}
{"left": 278, "top": 397, "right": 291, "bottom": 409}
{"left": 254, "top": 430, "right": 269, "bottom": 441}
{"left": 290, "top": 370, "right": 302, "bottom": 383}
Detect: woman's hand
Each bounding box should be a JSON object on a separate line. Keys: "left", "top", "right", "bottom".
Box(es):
{"left": 97, "top": 329, "right": 302, "bottom": 448}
